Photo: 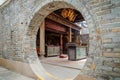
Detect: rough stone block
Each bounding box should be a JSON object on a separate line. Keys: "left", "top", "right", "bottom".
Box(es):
{"left": 103, "top": 43, "right": 120, "bottom": 48}
{"left": 102, "top": 71, "right": 120, "bottom": 77}
{"left": 113, "top": 48, "right": 120, "bottom": 52}
{"left": 74, "top": 74, "right": 96, "bottom": 80}
{"left": 100, "top": 18, "right": 120, "bottom": 25}
{"left": 113, "top": 68, "right": 120, "bottom": 73}
{"left": 112, "top": 28, "right": 120, "bottom": 32}
{"left": 105, "top": 48, "right": 112, "bottom": 52}
{"left": 103, "top": 53, "right": 120, "bottom": 58}
{"left": 97, "top": 65, "right": 113, "bottom": 72}
{"left": 91, "top": 63, "right": 97, "bottom": 70}
{"left": 102, "top": 38, "right": 112, "bottom": 43}
{"left": 104, "top": 61, "right": 120, "bottom": 68}
{"left": 98, "top": 10, "right": 111, "bottom": 16}
{"left": 111, "top": 7, "right": 120, "bottom": 13}
{"left": 114, "top": 77, "right": 120, "bottom": 80}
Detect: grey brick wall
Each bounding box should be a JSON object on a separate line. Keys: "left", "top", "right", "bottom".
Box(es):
{"left": 0, "top": 0, "right": 120, "bottom": 80}
{"left": 0, "top": 12, "right": 3, "bottom": 57}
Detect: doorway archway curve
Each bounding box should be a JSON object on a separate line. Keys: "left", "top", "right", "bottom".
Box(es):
{"left": 27, "top": 0, "right": 100, "bottom": 79}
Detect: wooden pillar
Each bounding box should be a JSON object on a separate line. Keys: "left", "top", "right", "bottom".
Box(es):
{"left": 60, "top": 34, "right": 63, "bottom": 55}
{"left": 69, "top": 28, "right": 72, "bottom": 42}
{"left": 75, "top": 31, "right": 79, "bottom": 43}
{"left": 40, "top": 21, "right": 45, "bottom": 59}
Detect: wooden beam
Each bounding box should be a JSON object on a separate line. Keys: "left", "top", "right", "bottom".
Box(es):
{"left": 47, "top": 13, "right": 81, "bottom": 31}
{"left": 45, "top": 19, "right": 66, "bottom": 33}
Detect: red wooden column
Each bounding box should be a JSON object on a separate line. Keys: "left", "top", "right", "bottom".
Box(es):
{"left": 40, "top": 20, "right": 45, "bottom": 59}
{"left": 60, "top": 33, "right": 63, "bottom": 55}
{"left": 69, "top": 27, "right": 72, "bottom": 42}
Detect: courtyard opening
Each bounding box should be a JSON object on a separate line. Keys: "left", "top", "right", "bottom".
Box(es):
{"left": 35, "top": 8, "right": 89, "bottom": 79}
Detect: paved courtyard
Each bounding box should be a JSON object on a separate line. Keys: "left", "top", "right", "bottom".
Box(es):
{"left": 42, "top": 63, "right": 80, "bottom": 80}
{"left": 41, "top": 56, "right": 87, "bottom": 69}
{"left": 0, "top": 67, "right": 35, "bottom": 80}
{"left": 40, "top": 56, "right": 86, "bottom": 80}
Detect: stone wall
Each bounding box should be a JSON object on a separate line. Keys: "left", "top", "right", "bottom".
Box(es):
{"left": 0, "top": 11, "right": 4, "bottom": 57}
{"left": 0, "top": 0, "right": 120, "bottom": 80}
{"left": 88, "top": 0, "right": 120, "bottom": 79}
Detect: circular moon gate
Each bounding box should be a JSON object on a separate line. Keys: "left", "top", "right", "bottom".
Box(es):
{"left": 27, "top": 1, "right": 100, "bottom": 80}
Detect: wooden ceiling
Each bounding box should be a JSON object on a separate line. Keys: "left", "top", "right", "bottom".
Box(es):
{"left": 45, "top": 8, "right": 84, "bottom": 33}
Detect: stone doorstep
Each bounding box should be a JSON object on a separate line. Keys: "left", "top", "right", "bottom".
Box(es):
{"left": 74, "top": 74, "right": 96, "bottom": 80}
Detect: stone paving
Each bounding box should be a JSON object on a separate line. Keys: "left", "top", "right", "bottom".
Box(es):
{"left": 42, "top": 63, "right": 80, "bottom": 80}
{"left": 0, "top": 66, "right": 35, "bottom": 80}
{"left": 40, "top": 56, "right": 87, "bottom": 70}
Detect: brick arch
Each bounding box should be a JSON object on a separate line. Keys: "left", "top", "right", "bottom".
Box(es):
{"left": 26, "top": 0, "right": 100, "bottom": 80}
{"left": 0, "top": 0, "right": 119, "bottom": 79}
{"left": 0, "top": 0, "right": 11, "bottom": 8}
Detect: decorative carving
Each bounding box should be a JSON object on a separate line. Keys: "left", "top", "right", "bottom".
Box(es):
{"left": 61, "top": 8, "right": 77, "bottom": 22}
